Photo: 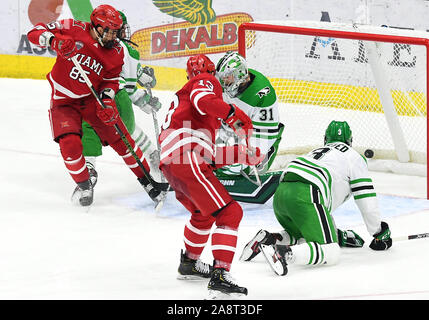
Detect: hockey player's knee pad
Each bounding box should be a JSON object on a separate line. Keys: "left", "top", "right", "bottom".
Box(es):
{"left": 59, "top": 134, "right": 83, "bottom": 159}
{"left": 213, "top": 201, "right": 243, "bottom": 230}
{"left": 190, "top": 211, "right": 216, "bottom": 230}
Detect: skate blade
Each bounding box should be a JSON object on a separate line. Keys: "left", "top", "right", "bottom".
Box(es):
{"left": 239, "top": 230, "right": 266, "bottom": 261}
{"left": 206, "top": 290, "right": 247, "bottom": 300}
{"left": 177, "top": 274, "right": 210, "bottom": 281}
{"left": 155, "top": 200, "right": 164, "bottom": 213}
{"left": 260, "top": 244, "right": 288, "bottom": 276}
{"left": 71, "top": 191, "right": 93, "bottom": 212}
{"left": 154, "top": 192, "right": 168, "bottom": 213}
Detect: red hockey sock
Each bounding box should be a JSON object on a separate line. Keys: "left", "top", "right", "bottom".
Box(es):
{"left": 211, "top": 227, "right": 238, "bottom": 271}
{"left": 59, "top": 134, "right": 89, "bottom": 183}
{"left": 183, "top": 214, "right": 215, "bottom": 260}
{"left": 211, "top": 201, "right": 243, "bottom": 271}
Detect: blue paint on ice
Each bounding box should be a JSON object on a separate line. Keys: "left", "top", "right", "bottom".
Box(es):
{"left": 114, "top": 192, "right": 429, "bottom": 229}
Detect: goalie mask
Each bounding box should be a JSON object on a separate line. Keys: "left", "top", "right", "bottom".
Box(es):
{"left": 90, "top": 4, "right": 123, "bottom": 49}
{"left": 216, "top": 51, "right": 248, "bottom": 98}
{"left": 324, "top": 120, "right": 353, "bottom": 146}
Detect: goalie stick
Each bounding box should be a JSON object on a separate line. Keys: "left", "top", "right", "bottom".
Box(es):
{"left": 70, "top": 56, "right": 169, "bottom": 211}
{"left": 146, "top": 88, "right": 164, "bottom": 181}
{"left": 146, "top": 87, "right": 168, "bottom": 210}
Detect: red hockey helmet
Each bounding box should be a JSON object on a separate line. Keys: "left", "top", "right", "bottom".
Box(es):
{"left": 186, "top": 54, "right": 216, "bottom": 80}
{"left": 90, "top": 4, "right": 123, "bottom": 48}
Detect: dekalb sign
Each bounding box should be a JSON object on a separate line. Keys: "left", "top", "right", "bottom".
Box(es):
{"left": 131, "top": 13, "right": 253, "bottom": 60}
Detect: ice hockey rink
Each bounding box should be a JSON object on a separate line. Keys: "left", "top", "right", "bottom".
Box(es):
{"left": 1, "top": 78, "right": 429, "bottom": 300}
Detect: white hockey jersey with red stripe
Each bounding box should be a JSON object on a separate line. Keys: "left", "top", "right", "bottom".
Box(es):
{"left": 159, "top": 73, "right": 232, "bottom": 166}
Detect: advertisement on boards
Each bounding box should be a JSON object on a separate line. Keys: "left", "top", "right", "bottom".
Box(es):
{"left": 2, "top": 0, "right": 429, "bottom": 82}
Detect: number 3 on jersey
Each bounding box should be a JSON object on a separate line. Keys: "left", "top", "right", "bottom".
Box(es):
{"left": 162, "top": 94, "right": 179, "bottom": 130}
{"left": 162, "top": 80, "right": 213, "bottom": 130}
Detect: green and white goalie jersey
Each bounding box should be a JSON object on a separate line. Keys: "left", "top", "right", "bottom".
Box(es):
{"left": 217, "top": 68, "right": 284, "bottom": 175}
{"left": 283, "top": 142, "right": 382, "bottom": 236}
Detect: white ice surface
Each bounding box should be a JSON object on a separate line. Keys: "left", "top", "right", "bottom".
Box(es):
{"left": 1, "top": 78, "right": 428, "bottom": 300}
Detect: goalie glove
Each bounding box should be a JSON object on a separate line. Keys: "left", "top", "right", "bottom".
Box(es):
{"left": 337, "top": 229, "right": 365, "bottom": 248}
{"left": 131, "top": 89, "right": 161, "bottom": 114}
{"left": 369, "top": 221, "right": 392, "bottom": 251}
{"left": 137, "top": 65, "right": 156, "bottom": 88}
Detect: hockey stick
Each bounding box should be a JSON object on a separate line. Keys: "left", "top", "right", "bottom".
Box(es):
{"left": 245, "top": 142, "right": 262, "bottom": 187}
{"left": 145, "top": 88, "right": 166, "bottom": 182}
{"left": 70, "top": 56, "right": 169, "bottom": 196}
{"left": 392, "top": 232, "right": 429, "bottom": 242}
{"left": 239, "top": 168, "right": 261, "bottom": 187}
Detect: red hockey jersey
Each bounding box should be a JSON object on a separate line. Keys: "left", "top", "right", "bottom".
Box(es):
{"left": 27, "top": 19, "right": 124, "bottom": 105}
{"left": 159, "top": 73, "right": 232, "bottom": 165}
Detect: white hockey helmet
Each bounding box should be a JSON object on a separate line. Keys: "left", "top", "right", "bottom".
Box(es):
{"left": 216, "top": 51, "right": 248, "bottom": 98}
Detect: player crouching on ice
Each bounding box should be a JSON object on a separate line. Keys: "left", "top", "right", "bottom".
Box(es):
{"left": 240, "top": 121, "right": 392, "bottom": 276}
{"left": 159, "top": 54, "right": 263, "bottom": 298}
{"left": 27, "top": 4, "right": 169, "bottom": 207}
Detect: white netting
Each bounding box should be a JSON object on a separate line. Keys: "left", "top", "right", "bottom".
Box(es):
{"left": 242, "top": 21, "right": 428, "bottom": 167}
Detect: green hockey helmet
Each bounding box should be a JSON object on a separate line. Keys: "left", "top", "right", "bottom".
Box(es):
{"left": 324, "top": 120, "right": 353, "bottom": 146}
{"left": 118, "top": 11, "right": 131, "bottom": 41}
{"left": 216, "top": 51, "right": 248, "bottom": 98}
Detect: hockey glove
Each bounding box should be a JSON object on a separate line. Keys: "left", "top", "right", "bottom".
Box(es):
{"left": 337, "top": 229, "right": 365, "bottom": 248}
{"left": 241, "top": 145, "right": 264, "bottom": 166}
{"left": 369, "top": 221, "right": 392, "bottom": 250}
{"left": 225, "top": 104, "right": 253, "bottom": 141}
{"left": 133, "top": 89, "right": 161, "bottom": 113}
{"left": 137, "top": 65, "right": 157, "bottom": 88}
{"left": 50, "top": 34, "right": 77, "bottom": 59}
{"left": 213, "top": 145, "right": 263, "bottom": 168}
{"left": 96, "top": 89, "right": 119, "bottom": 126}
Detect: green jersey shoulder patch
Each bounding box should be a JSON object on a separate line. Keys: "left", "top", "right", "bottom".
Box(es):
{"left": 122, "top": 41, "right": 140, "bottom": 60}
{"left": 238, "top": 68, "right": 276, "bottom": 108}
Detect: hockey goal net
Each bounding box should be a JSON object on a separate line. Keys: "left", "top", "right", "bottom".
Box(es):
{"left": 238, "top": 21, "right": 428, "bottom": 192}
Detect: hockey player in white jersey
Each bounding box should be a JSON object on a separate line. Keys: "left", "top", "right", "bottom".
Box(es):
{"left": 240, "top": 120, "right": 393, "bottom": 276}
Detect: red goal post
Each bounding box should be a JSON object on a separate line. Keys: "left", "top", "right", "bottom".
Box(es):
{"left": 238, "top": 21, "right": 429, "bottom": 198}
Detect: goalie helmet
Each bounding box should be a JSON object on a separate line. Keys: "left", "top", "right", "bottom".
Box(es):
{"left": 324, "top": 120, "right": 353, "bottom": 146}
{"left": 216, "top": 51, "right": 248, "bottom": 98}
{"left": 90, "top": 4, "right": 123, "bottom": 48}
{"left": 118, "top": 11, "right": 131, "bottom": 41}
{"left": 186, "top": 54, "right": 216, "bottom": 80}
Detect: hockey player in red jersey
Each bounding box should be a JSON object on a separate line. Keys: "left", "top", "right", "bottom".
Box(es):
{"left": 159, "top": 54, "right": 263, "bottom": 298}
{"left": 27, "top": 4, "right": 167, "bottom": 207}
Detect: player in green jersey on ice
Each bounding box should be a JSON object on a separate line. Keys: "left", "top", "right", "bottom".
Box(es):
{"left": 240, "top": 121, "right": 392, "bottom": 276}
{"left": 74, "top": 11, "right": 162, "bottom": 202}
{"left": 213, "top": 52, "right": 284, "bottom": 204}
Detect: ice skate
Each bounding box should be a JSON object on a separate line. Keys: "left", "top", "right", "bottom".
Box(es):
{"left": 207, "top": 268, "right": 248, "bottom": 299}
{"left": 177, "top": 250, "right": 213, "bottom": 280}
{"left": 260, "top": 244, "right": 291, "bottom": 276}
{"left": 71, "top": 179, "right": 94, "bottom": 207}
{"left": 240, "top": 229, "right": 277, "bottom": 261}
{"left": 86, "top": 162, "right": 98, "bottom": 187}
{"left": 138, "top": 176, "right": 168, "bottom": 210}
